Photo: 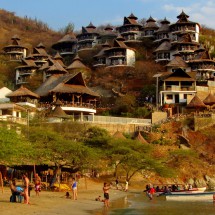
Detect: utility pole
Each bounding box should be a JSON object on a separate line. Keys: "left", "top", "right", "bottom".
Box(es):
{"left": 153, "top": 74, "right": 162, "bottom": 111}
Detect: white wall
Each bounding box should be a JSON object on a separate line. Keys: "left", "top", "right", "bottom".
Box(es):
{"left": 126, "top": 49, "right": 135, "bottom": 66}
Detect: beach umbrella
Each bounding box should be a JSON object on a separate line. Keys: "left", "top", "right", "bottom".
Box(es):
{"left": 203, "top": 93, "right": 215, "bottom": 108}
{"left": 187, "top": 94, "right": 207, "bottom": 113}
{"left": 134, "top": 131, "right": 148, "bottom": 144}
{"left": 112, "top": 131, "right": 126, "bottom": 139}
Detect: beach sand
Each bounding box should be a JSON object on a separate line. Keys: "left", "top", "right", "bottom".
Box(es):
{"left": 0, "top": 178, "right": 129, "bottom": 215}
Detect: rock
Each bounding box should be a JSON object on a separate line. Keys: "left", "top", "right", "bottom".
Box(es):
{"left": 194, "top": 178, "right": 207, "bottom": 187}
{"left": 207, "top": 178, "right": 215, "bottom": 190}
{"left": 187, "top": 178, "right": 194, "bottom": 185}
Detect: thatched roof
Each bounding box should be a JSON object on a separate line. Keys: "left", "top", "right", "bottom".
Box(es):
{"left": 7, "top": 86, "right": 40, "bottom": 99}
{"left": 47, "top": 61, "right": 68, "bottom": 74}
{"left": 166, "top": 55, "right": 188, "bottom": 68}
{"left": 52, "top": 33, "right": 77, "bottom": 49}
{"left": 154, "top": 40, "right": 171, "bottom": 52}
{"left": 161, "top": 68, "right": 196, "bottom": 82}
{"left": 67, "top": 54, "right": 89, "bottom": 70}
{"left": 134, "top": 131, "right": 148, "bottom": 144}
{"left": 187, "top": 95, "right": 207, "bottom": 108}
{"left": 49, "top": 106, "right": 68, "bottom": 118}
{"left": 144, "top": 16, "right": 159, "bottom": 29}
{"left": 112, "top": 131, "right": 126, "bottom": 139}
{"left": 203, "top": 93, "right": 215, "bottom": 106}
{"left": 35, "top": 72, "right": 100, "bottom": 97}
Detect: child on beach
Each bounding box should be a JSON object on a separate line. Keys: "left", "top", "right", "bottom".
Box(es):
{"left": 95, "top": 195, "right": 102, "bottom": 201}
{"left": 65, "top": 192, "right": 71, "bottom": 199}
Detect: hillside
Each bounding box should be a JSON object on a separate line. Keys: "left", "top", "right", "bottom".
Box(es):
{"left": 1, "top": 9, "right": 215, "bottom": 94}
{"left": 0, "top": 9, "right": 62, "bottom": 53}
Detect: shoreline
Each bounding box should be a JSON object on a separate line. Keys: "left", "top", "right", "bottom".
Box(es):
{"left": 0, "top": 179, "right": 131, "bottom": 215}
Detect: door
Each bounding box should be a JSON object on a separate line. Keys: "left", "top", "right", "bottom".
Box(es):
{"left": 175, "top": 94, "right": 179, "bottom": 103}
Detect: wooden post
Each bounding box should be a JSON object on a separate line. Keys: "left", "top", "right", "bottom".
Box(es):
{"left": 85, "top": 175, "right": 87, "bottom": 190}
{"left": 0, "top": 172, "right": 4, "bottom": 193}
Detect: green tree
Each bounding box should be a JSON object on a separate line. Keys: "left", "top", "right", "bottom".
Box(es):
{"left": 28, "top": 126, "right": 99, "bottom": 172}
{"left": 0, "top": 125, "right": 32, "bottom": 164}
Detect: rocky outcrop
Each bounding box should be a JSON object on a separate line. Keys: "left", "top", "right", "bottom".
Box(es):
{"left": 204, "top": 175, "right": 215, "bottom": 190}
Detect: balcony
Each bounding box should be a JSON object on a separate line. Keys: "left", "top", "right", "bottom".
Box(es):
{"left": 18, "top": 70, "right": 33, "bottom": 76}
{"left": 163, "top": 85, "right": 195, "bottom": 91}
{"left": 108, "top": 52, "right": 125, "bottom": 58}
{"left": 171, "top": 26, "right": 196, "bottom": 34}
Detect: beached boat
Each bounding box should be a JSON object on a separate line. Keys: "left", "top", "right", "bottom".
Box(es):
{"left": 155, "top": 185, "right": 207, "bottom": 195}
{"left": 165, "top": 192, "right": 215, "bottom": 202}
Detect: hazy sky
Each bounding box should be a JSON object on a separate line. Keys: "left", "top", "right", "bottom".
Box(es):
{"left": 1, "top": 0, "right": 215, "bottom": 31}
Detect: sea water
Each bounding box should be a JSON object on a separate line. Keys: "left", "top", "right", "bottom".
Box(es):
{"left": 95, "top": 191, "right": 215, "bottom": 215}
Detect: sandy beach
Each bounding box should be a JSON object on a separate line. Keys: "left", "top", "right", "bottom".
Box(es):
{"left": 0, "top": 178, "right": 130, "bottom": 215}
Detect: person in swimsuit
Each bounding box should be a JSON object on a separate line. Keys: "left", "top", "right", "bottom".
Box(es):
{"left": 23, "top": 173, "right": 30, "bottom": 204}
{"left": 103, "top": 182, "right": 110, "bottom": 207}
{"left": 71, "top": 178, "right": 77, "bottom": 200}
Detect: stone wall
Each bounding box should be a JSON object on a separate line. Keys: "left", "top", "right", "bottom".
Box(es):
{"left": 88, "top": 123, "right": 138, "bottom": 135}
{"left": 194, "top": 114, "right": 215, "bottom": 131}
{"left": 151, "top": 111, "right": 167, "bottom": 124}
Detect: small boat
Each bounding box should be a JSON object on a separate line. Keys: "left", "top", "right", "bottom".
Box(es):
{"left": 165, "top": 192, "right": 215, "bottom": 202}
{"left": 155, "top": 184, "right": 207, "bottom": 195}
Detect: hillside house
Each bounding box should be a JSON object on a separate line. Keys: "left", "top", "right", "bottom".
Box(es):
{"left": 116, "top": 13, "right": 142, "bottom": 43}
{"left": 76, "top": 22, "right": 99, "bottom": 51}
{"left": 3, "top": 35, "right": 28, "bottom": 61}
{"left": 35, "top": 72, "right": 100, "bottom": 121}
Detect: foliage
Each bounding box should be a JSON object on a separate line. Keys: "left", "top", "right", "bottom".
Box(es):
{"left": 133, "top": 107, "right": 151, "bottom": 118}
{"left": 112, "top": 94, "right": 136, "bottom": 116}
{"left": 58, "top": 22, "right": 75, "bottom": 34}
{"left": 151, "top": 137, "right": 173, "bottom": 145}
{"left": 0, "top": 126, "right": 32, "bottom": 164}
{"left": 106, "top": 138, "right": 169, "bottom": 181}
{"left": 84, "top": 126, "right": 110, "bottom": 148}
{"left": 0, "top": 56, "right": 19, "bottom": 89}
{"left": 28, "top": 126, "right": 99, "bottom": 171}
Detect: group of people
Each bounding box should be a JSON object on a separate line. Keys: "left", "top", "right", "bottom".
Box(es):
{"left": 9, "top": 173, "right": 42, "bottom": 204}
{"left": 144, "top": 184, "right": 155, "bottom": 200}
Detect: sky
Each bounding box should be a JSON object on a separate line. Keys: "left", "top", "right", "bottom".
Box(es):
{"left": 1, "top": 0, "right": 215, "bottom": 31}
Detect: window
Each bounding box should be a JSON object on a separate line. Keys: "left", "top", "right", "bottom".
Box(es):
{"left": 166, "top": 94, "right": 173, "bottom": 100}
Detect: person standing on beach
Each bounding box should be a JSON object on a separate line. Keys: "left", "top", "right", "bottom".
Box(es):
{"left": 71, "top": 178, "right": 78, "bottom": 200}
{"left": 23, "top": 173, "right": 30, "bottom": 204}
{"left": 34, "top": 173, "right": 41, "bottom": 196}
{"left": 103, "top": 182, "right": 110, "bottom": 207}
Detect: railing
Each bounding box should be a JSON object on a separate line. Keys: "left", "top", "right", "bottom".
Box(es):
{"left": 119, "top": 27, "right": 140, "bottom": 33}
{"left": 0, "top": 115, "right": 27, "bottom": 125}
{"left": 87, "top": 115, "right": 151, "bottom": 125}
{"left": 163, "top": 85, "right": 195, "bottom": 91}
{"left": 39, "top": 102, "right": 96, "bottom": 110}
